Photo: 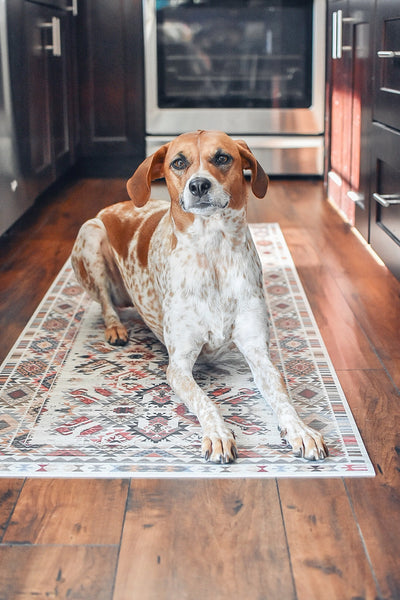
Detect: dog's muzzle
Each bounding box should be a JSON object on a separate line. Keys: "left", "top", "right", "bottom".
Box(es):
{"left": 181, "top": 175, "right": 230, "bottom": 215}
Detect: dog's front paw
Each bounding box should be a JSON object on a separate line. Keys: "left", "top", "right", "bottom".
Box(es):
{"left": 202, "top": 429, "right": 238, "bottom": 464}
{"left": 105, "top": 325, "right": 129, "bottom": 346}
{"left": 280, "top": 423, "right": 328, "bottom": 461}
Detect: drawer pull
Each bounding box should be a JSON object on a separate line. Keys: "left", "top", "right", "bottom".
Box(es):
{"left": 347, "top": 191, "right": 364, "bottom": 208}
{"left": 66, "top": 0, "right": 78, "bottom": 16}
{"left": 377, "top": 50, "right": 400, "bottom": 58}
{"left": 42, "top": 17, "right": 61, "bottom": 57}
{"left": 347, "top": 191, "right": 364, "bottom": 203}
{"left": 373, "top": 193, "right": 400, "bottom": 208}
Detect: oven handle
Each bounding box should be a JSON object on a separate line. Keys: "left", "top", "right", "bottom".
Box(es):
{"left": 373, "top": 193, "right": 400, "bottom": 208}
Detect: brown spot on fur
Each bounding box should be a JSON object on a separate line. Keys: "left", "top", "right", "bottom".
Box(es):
{"left": 99, "top": 202, "right": 144, "bottom": 261}
{"left": 170, "top": 200, "right": 195, "bottom": 232}
{"left": 137, "top": 209, "right": 168, "bottom": 267}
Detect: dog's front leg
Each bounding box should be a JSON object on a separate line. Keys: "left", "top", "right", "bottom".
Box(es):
{"left": 234, "top": 315, "right": 328, "bottom": 460}
{"left": 166, "top": 354, "right": 238, "bottom": 464}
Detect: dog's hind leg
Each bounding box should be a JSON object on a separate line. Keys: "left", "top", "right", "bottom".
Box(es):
{"left": 71, "top": 218, "right": 131, "bottom": 346}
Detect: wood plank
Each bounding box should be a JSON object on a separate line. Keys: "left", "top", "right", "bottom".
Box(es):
{"left": 0, "top": 479, "right": 24, "bottom": 541}
{"left": 114, "top": 479, "right": 296, "bottom": 600}
{"left": 3, "top": 479, "right": 129, "bottom": 545}
{"left": 0, "top": 545, "right": 117, "bottom": 600}
{"left": 338, "top": 369, "right": 400, "bottom": 600}
{"left": 334, "top": 274, "right": 400, "bottom": 388}
{"left": 278, "top": 478, "right": 379, "bottom": 600}
{"left": 282, "top": 228, "right": 381, "bottom": 371}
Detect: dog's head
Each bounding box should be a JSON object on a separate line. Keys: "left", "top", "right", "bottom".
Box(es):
{"left": 127, "top": 130, "right": 268, "bottom": 229}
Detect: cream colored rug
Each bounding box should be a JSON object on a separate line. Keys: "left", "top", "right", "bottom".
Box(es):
{"left": 0, "top": 224, "right": 374, "bottom": 477}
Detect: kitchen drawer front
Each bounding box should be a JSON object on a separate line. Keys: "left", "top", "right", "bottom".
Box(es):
{"left": 25, "top": 0, "right": 77, "bottom": 13}
{"left": 370, "top": 123, "right": 400, "bottom": 280}
{"left": 373, "top": 1, "right": 400, "bottom": 131}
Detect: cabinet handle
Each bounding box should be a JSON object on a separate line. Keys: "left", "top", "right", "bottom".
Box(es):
{"left": 42, "top": 17, "right": 61, "bottom": 57}
{"left": 377, "top": 50, "right": 400, "bottom": 58}
{"left": 332, "top": 11, "right": 338, "bottom": 59}
{"left": 373, "top": 193, "right": 400, "bottom": 208}
{"left": 347, "top": 191, "right": 365, "bottom": 207}
{"left": 332, "top": 10, "right": 343, "bottom": 60}
{"left": 66, "top": 0, "right": 78, "bottom": 16}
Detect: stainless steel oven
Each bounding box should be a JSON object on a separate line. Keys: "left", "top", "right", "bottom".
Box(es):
{"left": 143, "top": 0, "right": 325, "bottom": 175}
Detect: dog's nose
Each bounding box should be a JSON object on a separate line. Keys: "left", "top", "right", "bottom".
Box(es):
{"left": 189, "top": 177, "right": 211, "bottom": 198}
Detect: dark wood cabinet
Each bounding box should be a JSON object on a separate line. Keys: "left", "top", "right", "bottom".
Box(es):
{"left": 369, "top": 1, "right": 400, "bottom": 279}
{"left": 327, "top": 0, "right": 400, "bottom": 280}
{"left": 326, "top": 0, "right": 374, "bottom": 240}
{"left": 11, "top": 0, "right": 78, "bottom": 203}
{"left": 373, "top": 0, "right": 400, "bottom": 132}
{"left": 77, "top": 0, "right": 145, "bottom": 175}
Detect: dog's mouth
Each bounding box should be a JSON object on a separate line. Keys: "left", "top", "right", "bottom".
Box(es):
{"left": 180, "top": 195, "right": 230, "bottom": 215}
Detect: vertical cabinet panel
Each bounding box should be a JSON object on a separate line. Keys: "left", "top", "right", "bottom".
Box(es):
{"left": 370, "top": 1, "right": 400, "bottom": 279}
{"left": 327, "top": 0, "right": 374, "bottom": 237}
{"left": 373, "top": 1, "right": 400, "bottom": 131}
{"left": 370, "top": 124, "right": 400, "bottom": 280}
{"left": 78, "top": 0, "right": 145, "bottom": 166}
{"left": 25, "top": 2, "right": 53, "bottom": 188}
{"left": 21, "top": 1, "right": 76, "bottom": 200}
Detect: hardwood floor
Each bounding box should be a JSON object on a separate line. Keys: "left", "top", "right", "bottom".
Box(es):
{"left": 0, "top": 176, "right": 399, "bottom": 600}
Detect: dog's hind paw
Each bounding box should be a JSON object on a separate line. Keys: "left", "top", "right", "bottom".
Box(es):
{"left": 202, "top": 430, "right": 238, "bottom": 464}
{"left": 105, "top": 325, "right": 129, "bottom": 346}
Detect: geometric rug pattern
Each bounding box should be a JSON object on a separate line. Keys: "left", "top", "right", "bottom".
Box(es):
{"left": 0, "top": 223, "right": 374, "bottom": 477}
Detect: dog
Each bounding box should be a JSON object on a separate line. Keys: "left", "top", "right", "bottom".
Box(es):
{"left": 71, "top": 130, "right": 328, "bottom": 463}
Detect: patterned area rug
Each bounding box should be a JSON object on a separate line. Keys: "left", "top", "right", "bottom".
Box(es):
{"left": 0, "top": 224, "right": 374, "bottom": 478}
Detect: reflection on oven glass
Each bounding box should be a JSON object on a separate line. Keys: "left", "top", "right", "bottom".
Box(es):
{"left": 156, "top": 0, "right": 313, "bottom": 109}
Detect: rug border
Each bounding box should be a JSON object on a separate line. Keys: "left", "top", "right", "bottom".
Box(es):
{"left": 255, "top": 223, "right": 375, "bottom": 477}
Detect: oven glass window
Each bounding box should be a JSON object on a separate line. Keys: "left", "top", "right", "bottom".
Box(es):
{"left": 156, "top": 0, "right": 313, "bottom": 109}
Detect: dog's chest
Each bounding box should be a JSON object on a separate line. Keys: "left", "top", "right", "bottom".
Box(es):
{"left": 163, "top": 221, "right": 263, "bottom": 346}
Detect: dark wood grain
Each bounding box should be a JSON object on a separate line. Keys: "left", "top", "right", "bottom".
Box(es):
{"left": 279, "top": 479, "right": 380, "bottom": 600}
{"left": 114, "top": 479, "right": 296, "bottom": 600}
{"left": 3, "top": 479, "right": 129, "bottom": 545}
{"left": 0, "top": 545, "right": 118, "bottom": 600}
{"left": 0, "top": 176, "right": 399, "bottom": 599}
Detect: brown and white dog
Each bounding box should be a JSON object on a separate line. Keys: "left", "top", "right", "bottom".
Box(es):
{"left": 71, "top": 130, "right": 328, "bottom": 463}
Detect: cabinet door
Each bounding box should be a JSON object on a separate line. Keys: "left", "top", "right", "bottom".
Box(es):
{"left": 24, "top": 2, "right": 73, "bottom": 197}
{"left": 327, "top": 0, "right": 374, "bottom": 235}
{"left": 48, "top": 9, "right": 73, "bottom": 178}
{"left": 373, "top": 0, "right": 400, "bottom": 132}
{"left": 370, "top": 123, "right": 400, "bottom": 280}
{"left": 347, "top": 0, "right": 374, "bottom": 240}
{"left": 25, "top": 2, "right": 53, "bottom": 193}
{"left": 78, "top": 0, "right": 145, "bottom": 172}
{"left": 327, "top": 1, "right": 353, "bottom": 223}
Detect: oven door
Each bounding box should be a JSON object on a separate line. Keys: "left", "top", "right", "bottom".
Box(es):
{"left": 143, "top": 0, "right": 325, "bottom": 136}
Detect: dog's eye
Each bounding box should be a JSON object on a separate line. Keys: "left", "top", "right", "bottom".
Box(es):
{"left": 171, "top": 156, "right": 188, "bottom": 171}
{"left": 213, "top": 152, "right": 232, "bottom": 167}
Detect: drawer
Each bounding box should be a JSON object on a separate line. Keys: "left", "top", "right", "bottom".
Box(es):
{"left": 370, "top": 123, "right": 400, "bottom": 280}
{"left": 373, "top": 2, "right": 400, "bottom": 131}
{"left": 25, "top": 0, "right": 77, "bottom": 14}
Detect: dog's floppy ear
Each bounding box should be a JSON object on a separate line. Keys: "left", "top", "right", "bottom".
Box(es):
{"left": 127, "top": 143, "right": 170, "bottom": 207}
{"left": 236, "top": 139, "right": 268, "bottom": 199}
